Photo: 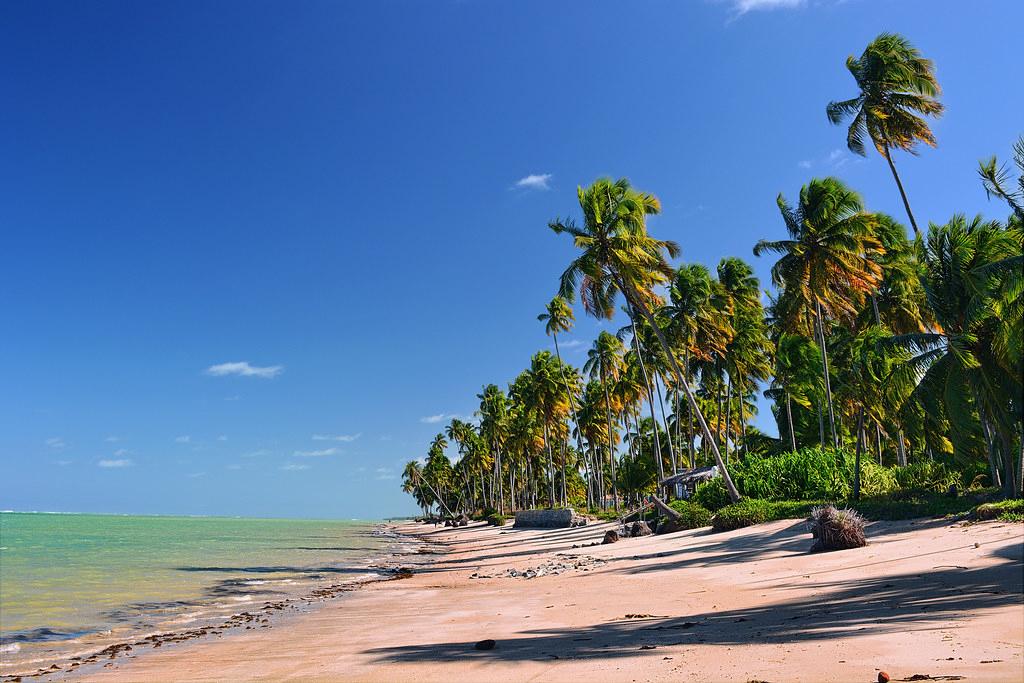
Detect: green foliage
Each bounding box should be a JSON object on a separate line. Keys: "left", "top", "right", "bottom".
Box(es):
{"left": 485, "top": 512, "right": 507, "bottom": 526}
{"left": 890, "top": 462, "right": 963, "bottom": 493}
{"left": 667, "top": 500, "right": 713, "bottom": 529}
{"left": 712, "top": 498, "right": 780, "bottom": 532}
{"left": 692, "top": 478, "right": 731, "bottom": 512}
{"left": 730, "top": 448, "right": 852, "bottom": 500}
{"left": 974, "top": 499, "right": 1024, "bottom": 522}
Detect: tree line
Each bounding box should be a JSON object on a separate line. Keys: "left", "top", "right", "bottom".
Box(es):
{"left": 402, "top": 33, "right": 1023, "bottom": 517}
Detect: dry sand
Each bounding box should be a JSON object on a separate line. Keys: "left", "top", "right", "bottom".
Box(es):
{"left": 51, "top": 516, "right": 1024, "bottom": 681}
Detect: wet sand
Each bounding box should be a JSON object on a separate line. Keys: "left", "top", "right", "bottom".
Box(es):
{"left": 11, "top": 515, "right": 1024, "bottom": 682}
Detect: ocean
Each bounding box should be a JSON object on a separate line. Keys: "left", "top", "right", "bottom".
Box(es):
{"left": 0, "top": 512, "right": 399, "bottom": 674}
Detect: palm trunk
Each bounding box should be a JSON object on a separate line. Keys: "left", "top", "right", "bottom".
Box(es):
{"left": 629, "top": 317, "right": 666, "bottom": 483}
{"left": 814, "top": 301, "right": 839, "bottom": 449}
{"left": 601, "top": 370, "right": 619, "bottom": 511}
{"left": 543, "top": 422, "right": 555, "bottom": 508}
{"left": 655, "top": 373, "right": 677, "bottom": 475}
{"left": 737, "top": 378, "right": 747, "bottom": 458}
{"left": 883, "top": 143, "right": 920, "bottom": 237}
{"left": 896, "top": 429, "right": 907, "bottom": 466}
{"left": 853, "top": 407, "right": 865, "bottom": 501}
{"left": 786, "top": 391, "right": 797, "bottom": 452}
{"left": 724, "top": 377, "right": 732, "bottom": 465}
{"left": 618, "top": 279, "right": 742, "bottom": 502}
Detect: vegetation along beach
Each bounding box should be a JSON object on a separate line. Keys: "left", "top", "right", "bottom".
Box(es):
{"left": 1, "top": 1, "right": 1021, "bottom": 682}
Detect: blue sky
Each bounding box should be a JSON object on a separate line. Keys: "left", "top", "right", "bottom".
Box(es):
{"left": 2, "top": 0, "right": 1020, "bottom": 519}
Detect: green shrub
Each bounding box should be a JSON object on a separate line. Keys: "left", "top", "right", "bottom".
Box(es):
{"left": 666, "top": 500, "right": 713, "bottom": 529}
{"left": 712, "top": 498, "right": 776, "bottom": 532}
{"left": 485, "top": 513, "right": 507, "bottom": 526}
{"left": 730, "top": 448, "right": 851, "bottom": 500}
{"left": 891, "top": 462, "right": 963, "bottom": 493}
{"left": 692, "top": 478, "right": 731, "bottom": 512}
{"left": 857, "top": 460, "right": 899, "bottom": 497}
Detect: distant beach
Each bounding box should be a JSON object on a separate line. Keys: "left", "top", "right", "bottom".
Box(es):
{"left": 0, "top": 513, "right": 408, "bottom": 677}
{"left": 3, "top": 515, "right": 1020, "bottom": 682}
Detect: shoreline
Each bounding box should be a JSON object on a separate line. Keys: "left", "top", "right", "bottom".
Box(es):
{"left": 0, "top": 524, "right": 433, "bottom": 682}
{"left": 26, "top": 514, "right": 1022, "bottom": 682}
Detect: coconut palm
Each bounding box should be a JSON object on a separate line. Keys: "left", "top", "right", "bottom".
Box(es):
{"left": 754, "top": 177, "right": 884, "bottom": 448}
{"left": 889, "top": 215, "right": 1022, "bottom": 496}
{"left": 584, "top": 331, "right": 625, "bottom": 508}
{"left": 538, "top": 296, "right": 586, "bottom": 505}
{"left": 551, "top": 177, "right": 742, "bottom": 502}
{"left": 978, "top": 136, "right": 1024, "bottom": 223}
{"left": 827, "top": 32, "right": 943, "bottom": 236}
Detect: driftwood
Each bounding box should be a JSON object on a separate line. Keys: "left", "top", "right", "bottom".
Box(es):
{"left": 650, "top": 495, "right": 682, "bottom": 521}
{"left": 620, "top": 502, "right": 655, "bottom": 524}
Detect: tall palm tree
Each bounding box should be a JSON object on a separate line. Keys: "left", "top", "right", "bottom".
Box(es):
{"left": 827, "top": 32, "right": 943, "bottom": 236}
{"left": 477, "top": 384, "right": 509, "bottom": 513}
{"left": 754, "top": 177, "right": 883, "bottom": 449}
{"left": 550, "top": 177, "right": 742, "bottom": 502}
{"left": 584, "top": 331, "right": 625, "bottom": 509}
{"left": 538, "top": 296, "right": 585, "bottom": 506}
{"left": 889, "top": 216, "right": 1022, "bottom": 497}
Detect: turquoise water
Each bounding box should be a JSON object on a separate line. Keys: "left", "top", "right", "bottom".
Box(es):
{"left": 0, "top": 512, "right": 390, "bottom": 672}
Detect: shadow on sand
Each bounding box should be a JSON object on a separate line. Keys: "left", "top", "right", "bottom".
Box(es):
{"left": 364, "top": 531, "right": 1022, "bottom": 664}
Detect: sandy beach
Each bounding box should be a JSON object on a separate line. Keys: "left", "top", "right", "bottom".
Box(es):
{"left": 19, "top": 515, "right": 1016, "bottom": 682}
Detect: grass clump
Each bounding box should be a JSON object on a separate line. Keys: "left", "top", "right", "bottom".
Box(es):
{"left": 692, "top": 478, "right": 731, "bottom": 512}
{"left": 711, "top": 498, "right": 777, "bottom": 532}
{"left": 809, "top": 505, "right": 867, "bottom": 552}
{"left": 974, "top": 499, "right": 1024, "bottom": 522}
{"left": 485, "top": 513, "right": 507, "bottom": 526}
{"left": 664, "top": 500, "right": 713, "bottom": 530}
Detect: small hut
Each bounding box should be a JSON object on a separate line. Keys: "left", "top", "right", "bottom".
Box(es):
{"left": 659, "top": 466, "right": 719, "bottom": 500}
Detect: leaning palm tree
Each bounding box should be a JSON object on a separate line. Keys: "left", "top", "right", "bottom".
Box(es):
{"left": 827, "top": 32, "right": 943, "bottom": 236}
{"left": 551, "top": 177, "right": 742, "bottom": 502}
{"left": 755, "top": 177, "right": 884, "bottom": 449}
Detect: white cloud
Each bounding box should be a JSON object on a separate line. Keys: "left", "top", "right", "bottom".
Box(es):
{"left": 175, "top": 435, "right": 191, "bottom": 444}
{"left": 226, "top": 464, "right": 243, "bottom": 471}
{"left": 205, "top": 361, "right": 283, "bottom": 379}
{"left": 728, "top": 0, "right": 806, "bottom": 16}
{"left": 241, "top": 449, "right": 270, "bottom": 458}
{"left": 797, "top": 159, "right": 812, "bottom": 169}
{"left": 217, "top": 435, "right": 228, "bottom": 442}
{"left": 293, "top": 447, "right": 339, "bottom": 457}
{"left": 187, "top": 472, "right": 206, "bottom": 478}
{"left": 419, "top": 414, "right": 446, "bottom": 424}
{"left": 55, "top": 459, "right": 73, "bottom": 466}
{"left": 113, "top": 448, "right": 130, "bottom": 457}
{"left": 375, "top": 466, "right": 397, "bottom": 481}
{"left": 513, "top": 173, "right": 552, "bottom": 191}
{"left": 312, "top": 433, "right": 361, "bottom": 442}
{"left": 98, "top": 458, "right": 132, "bottom": 468}
{"left": 281, "top": 463, "right": 310, "bottom": 471}
{"left": 45, "top": 437, "right": 66, "bottom": 449}
{"left": 105, "top": 435, "right": 121, "bottom": 442}
{"left": 559, "top": 339, "right": 585, "bottom": 349}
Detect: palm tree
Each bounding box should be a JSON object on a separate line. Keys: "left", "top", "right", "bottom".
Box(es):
{"left": 664, "top": 263, "right": 733, "bottom": 467}
{"left": 584, "top": 331, "right": 625, "bottom": 509}
{"left": 717, "top": 257, "right": 772, "bottom": 458}
{"left": 827, "top": 32, "right": 943, "bottom": 236}
{"left": 754, "top": 177, "right": 883, "bottom": 449}
{"left": 766, "top": 333, "right": 823, "bottom": 453}
{"left": 477, "top": 384, "right": 509, "bottom": 513}
{"left": 889, "top": 215, "right": 1022, "bottom": 497}
{"left": 978, "top": 136, "right": 1024, "bottom": 223}
{"left": 538, "top": 296, "right": 586, "bottom": 505}
{"left": 551, "top": 177, "right": 742, "bottom": 502}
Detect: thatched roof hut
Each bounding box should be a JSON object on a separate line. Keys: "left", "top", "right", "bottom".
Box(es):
{"left": 659, "top": 466, "right": 719, "bottom": 499}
